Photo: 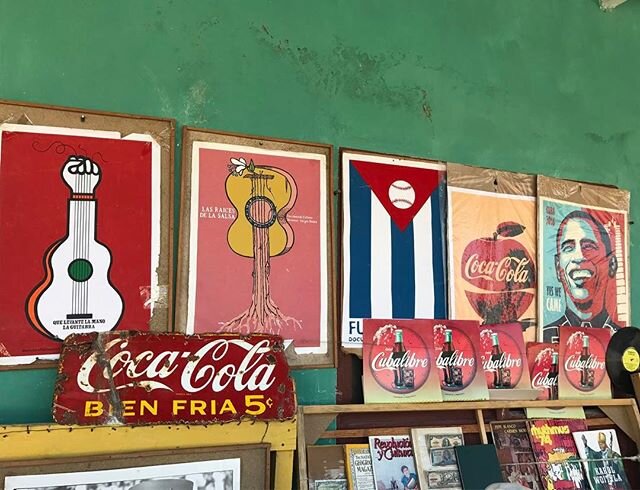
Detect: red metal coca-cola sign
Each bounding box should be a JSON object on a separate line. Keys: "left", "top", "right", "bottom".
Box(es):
{"left": 52, "top": 331, "right": 297, "bottom": 425}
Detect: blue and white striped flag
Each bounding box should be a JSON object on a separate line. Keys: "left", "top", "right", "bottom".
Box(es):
{"left": 341, "top": 151, "right": 447, "bottom": 348}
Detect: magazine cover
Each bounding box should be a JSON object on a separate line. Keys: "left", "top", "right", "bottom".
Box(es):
{"left": 369, "top": 435, "right": 420, "bottom": 490}
{"left": 363, "top": 319, "right": 442, "bottom": 403}
{"left": 479, "top": 323, "right": 531, "bottom": 390}
{"left": 432, "top": 320, "right": 489, "bottom": 401}
{"left": 572, "top": 430, "right": 630, "bottom": 490}
{"left": 490, "top": 420, "right": 543, "bottom": 489}
{"left": 341, "top": 150, "right": 447, "bottom": 350}
{"left": 537, "top": 176, "right": 629, "bottom": 343}
{"left": 527, "top": 342, "right": 560, "bottom": 400}
{"left": 559, "top": 327, "right": 611, "bottom": 400}
{"left": 344, "top": 444, "right": 375, "bottom": 490}
{"left": 447, "top": 164, "right": 537, "bottom": 343}
{"left": 411, "top": 427, "right": 463, "bottom": 490}
{"left": 528, "top": 418, "right": 588, "bottom": 489}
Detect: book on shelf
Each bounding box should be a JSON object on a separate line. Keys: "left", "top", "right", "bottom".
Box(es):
{"left": 490, "top": 420, "right": 544, "bottom": 489}
{"left": 411, "top": 426, "right": 464, "bottom": 489}
{"left": 344, "top": 443, "right": 376, "bottom": 490}
{"left": 307, "top": 444, "right": 347, "bottom": 490}
{"left": 572, "top": 429, "right": 630, "bottom": 490}
{"left": 528, "top": 418, "right": 588, "bottom": 489}
{"left": 363, "top": 319, "right": 442, "bottom": 404}
{"left": 369, "top": 435, "right": 420, "bottom": 489}
{"left": 454, "top": 444, "right": 503, "bottom": 489}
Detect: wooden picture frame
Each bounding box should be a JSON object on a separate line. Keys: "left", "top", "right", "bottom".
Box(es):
{"left": 0, "top": 99, "right": 174, "bottom": 369}
{"left": 176, "top": 127, "right": 335, "bottom": 368}
{"left": 0, "top": 444, "right": 270, "bottom": 490}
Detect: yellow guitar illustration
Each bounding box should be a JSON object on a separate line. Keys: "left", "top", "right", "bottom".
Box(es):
{"left": 222, "top": 157, "right": 301, "bottom": 334}
{"left": 225, "top": 158, "right": 296, "bottom": 257}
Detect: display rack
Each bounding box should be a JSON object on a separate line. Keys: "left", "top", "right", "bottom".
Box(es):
{"left": 297, "top": 398, "right": 640, "bottom": 490}
{"left": 0, "top": 418, "right": 297, "bottom": 490}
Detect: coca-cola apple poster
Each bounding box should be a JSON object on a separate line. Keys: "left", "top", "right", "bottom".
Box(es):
{"left": 559, "top": 326, "right": 611, "bottom": 400}
{"left": 432, "top": 320, "right": 489, "bottom": 401}
{"left": 52, "top": 331, "right": 297, "bottom": 425}
{"left": 363, "top": 319, "right": 442, "bottom": 403}
{"left": 447, "top": 164, "right": 537, "bottom": 344}
{"left": 527, "top": 342, "right": 559, "bottom": 400}
{"left": 479, "top": 323, "right": 530, "bottom": 390}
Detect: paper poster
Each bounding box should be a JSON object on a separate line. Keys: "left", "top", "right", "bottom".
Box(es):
{"left": 538, "top": 176, "right": 629, "bottom": 343}
{"left": 448, "top": 182, "right": 536, "bottom": 343}
{"left": 341, "top": 151, "right": 447, "bottom": 349}
{"left": 479, "top": 323, "right": 531, "bottom": 390}
{"left": 411, "top": 427, "right": 464, "bottom": 490}
{"left": 183, "top": 140, "right": 330, "bottom": 359}
{"left": 0, "top": 124, "right": 161, "bottom": 364}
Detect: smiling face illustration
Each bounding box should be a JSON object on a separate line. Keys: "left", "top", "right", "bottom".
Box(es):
{"left": 555, "top": 212, "right": 614, "bottom": 318}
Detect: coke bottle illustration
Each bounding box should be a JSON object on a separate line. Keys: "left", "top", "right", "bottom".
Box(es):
{"left": 392, "top": 329, "right": 406, "bottom": 389}
{"left": 441, "top": 329, "right": 461, "bottom": 387}
{"left": 491, "top": 333, "right": 504, "bottom": 388}
{"left": 580, "top": 335, "right": 591, "bottom": 388}
{"left": 549, "top": 352, "right": 559, "bottom": 400}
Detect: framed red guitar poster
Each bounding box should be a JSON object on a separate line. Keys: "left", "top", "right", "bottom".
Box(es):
{"left": 176, "top": 128, "right": 335, "bottom": 368}
{"left": 0, "top": 100, "right": 174, "bottom": 368}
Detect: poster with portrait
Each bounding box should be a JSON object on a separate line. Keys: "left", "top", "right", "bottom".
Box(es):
{"left": 341, "top": 149, "right": 447, "bottom": 351}
{"left": 176, "top": 128, "right": 334, "bottom": 368}
{"left": 538, "top": 176, "right": 629, "bottom": 343}
{"left": 0, "top": 101, "right": 173, "bottom": 367}
{"left": 447, "top": 163, "right": 537, "bottom": 343}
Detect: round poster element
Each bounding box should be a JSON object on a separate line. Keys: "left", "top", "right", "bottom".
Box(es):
{"left": 479, "top": 328, "right": 524, "bottom": 388}
{"left": 564, "top": 330, "right": 607, "bottom": 391}
{"left": 433, "top": 323, "right": 478, "bottom": 392}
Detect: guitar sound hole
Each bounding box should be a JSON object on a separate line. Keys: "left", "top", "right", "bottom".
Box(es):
{"left": 245, "top": 196, "right": 277, "bottom": 228}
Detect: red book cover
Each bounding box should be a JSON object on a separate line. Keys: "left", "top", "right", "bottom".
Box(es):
{"left": 432, "top": 320, "right": 489, "bottom": 401}
{"left": 559, "top": 327, "right": 611, "bottom": 400}
{"left": 479, "top": 323, "right": 531, "bottom": 390}
{"left": 363, "top": 319, "right": 442, "bottom": 403}
{"left": 490, "top": 420, "right": 544, "bottom": 489}
{"left": 527, "top": 342, "right": 559, "bottom": 400}
{"left": 528, "top": 418, "right": 588, "bottom": 489}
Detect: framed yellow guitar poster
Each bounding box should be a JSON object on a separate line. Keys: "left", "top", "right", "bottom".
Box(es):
{"left": 176, "top": 128, "right": 335, "bottom": 368}
{"left": 0, "top": 100, "right": 174, "bottom": 368}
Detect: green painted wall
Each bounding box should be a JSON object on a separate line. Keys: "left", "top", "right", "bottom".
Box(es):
{"left": 0, "top": 0, "right": 639, "bottom": 424}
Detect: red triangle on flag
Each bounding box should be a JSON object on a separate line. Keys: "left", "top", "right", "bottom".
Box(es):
{"left": 351, "top": 159, "right": 442, "bottom": 231}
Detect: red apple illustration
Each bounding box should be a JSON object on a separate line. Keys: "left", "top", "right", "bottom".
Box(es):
{"left": 461, "top": 221, "right": 536, "bottom": 324}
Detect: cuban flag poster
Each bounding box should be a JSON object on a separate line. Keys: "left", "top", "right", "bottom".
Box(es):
{"left": 341, "top": 150, "right": 448, "bottom": 349}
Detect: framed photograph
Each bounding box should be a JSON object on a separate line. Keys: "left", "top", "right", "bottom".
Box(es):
{"left": 0, "top": 100, "right": 174, "bottom": 368}
{"left": 176, "top": 128, "right": 335, "bottom": 368}
{"left": 0, "top": 444, "right": 269, "bottom": 490}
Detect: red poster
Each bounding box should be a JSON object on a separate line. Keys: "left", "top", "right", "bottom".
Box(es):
{"left": 0, "top": 125, "right": 162, "bottom": 365}
{"left": 53, "top": 331, "right": 296, "bottom": 425}
{"left": 559, "top": 326, "right": 611, "bottom": 400}
{"left": 527, "top": 342, "right": 559, "bottom": 400}
{"left": 479, "top": 323, "right": 531, "bottom": 390}
{"left": 362, "top": 319, "right": 442, "bottom": 403}
{"left": 180, "top": 138, "right": 331, "bottom": 365}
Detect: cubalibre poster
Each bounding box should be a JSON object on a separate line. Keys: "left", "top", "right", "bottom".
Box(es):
{"left": 178, "top": 134, "right": 332, "bottom": 367}
{"left": 538, "top": 176, "right": 629, "bottom": 343}
{"left": 447, "top": 164, "right": 537, "bottom": 344}
{"left": 479, "top": 323, "right": 531, "bottom": 390}
{"left": 0, "top": 123, "right": 164, "bottom": 365}
{"left": 341, "top": 150, "right": 447, "bottom": 350}
{"left": 362, "top": 319, "right": 442, "bottom": 404}
{"left": 559, "top": 326, "right": 611, "bottom": 400}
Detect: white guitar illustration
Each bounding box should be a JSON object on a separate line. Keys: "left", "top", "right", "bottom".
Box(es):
{"left": 26, "top": 155, "right": 123, "bottom": 341}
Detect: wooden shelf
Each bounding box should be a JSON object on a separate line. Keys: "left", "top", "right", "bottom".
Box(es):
{"left": 297, "top": 398, "right": 640, "bottom": 490}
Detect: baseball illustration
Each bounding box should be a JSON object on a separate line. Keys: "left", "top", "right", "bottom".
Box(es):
{"left": 388, "top": 180, "right": 415, "bottom": 209}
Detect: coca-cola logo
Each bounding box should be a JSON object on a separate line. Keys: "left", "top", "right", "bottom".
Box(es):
{"left": 368, "top": 325, "right": 431, "bottom": 394}
{"left": 77, "top": 338, "right": 276, "bottom": 394}
{"left": 460, "top": 221, "right": 536, "bottom": 324}
{"left": 562, "top": 330, "right": 607, "bottom": 392}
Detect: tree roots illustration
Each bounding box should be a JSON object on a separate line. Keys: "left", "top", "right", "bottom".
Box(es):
{"left": 221, "top": 227, "right": 302, "bottom": 335}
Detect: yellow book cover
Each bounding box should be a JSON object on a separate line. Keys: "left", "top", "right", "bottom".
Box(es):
{"left": 344, "top": 444, "right": 375, "bottom": 490}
